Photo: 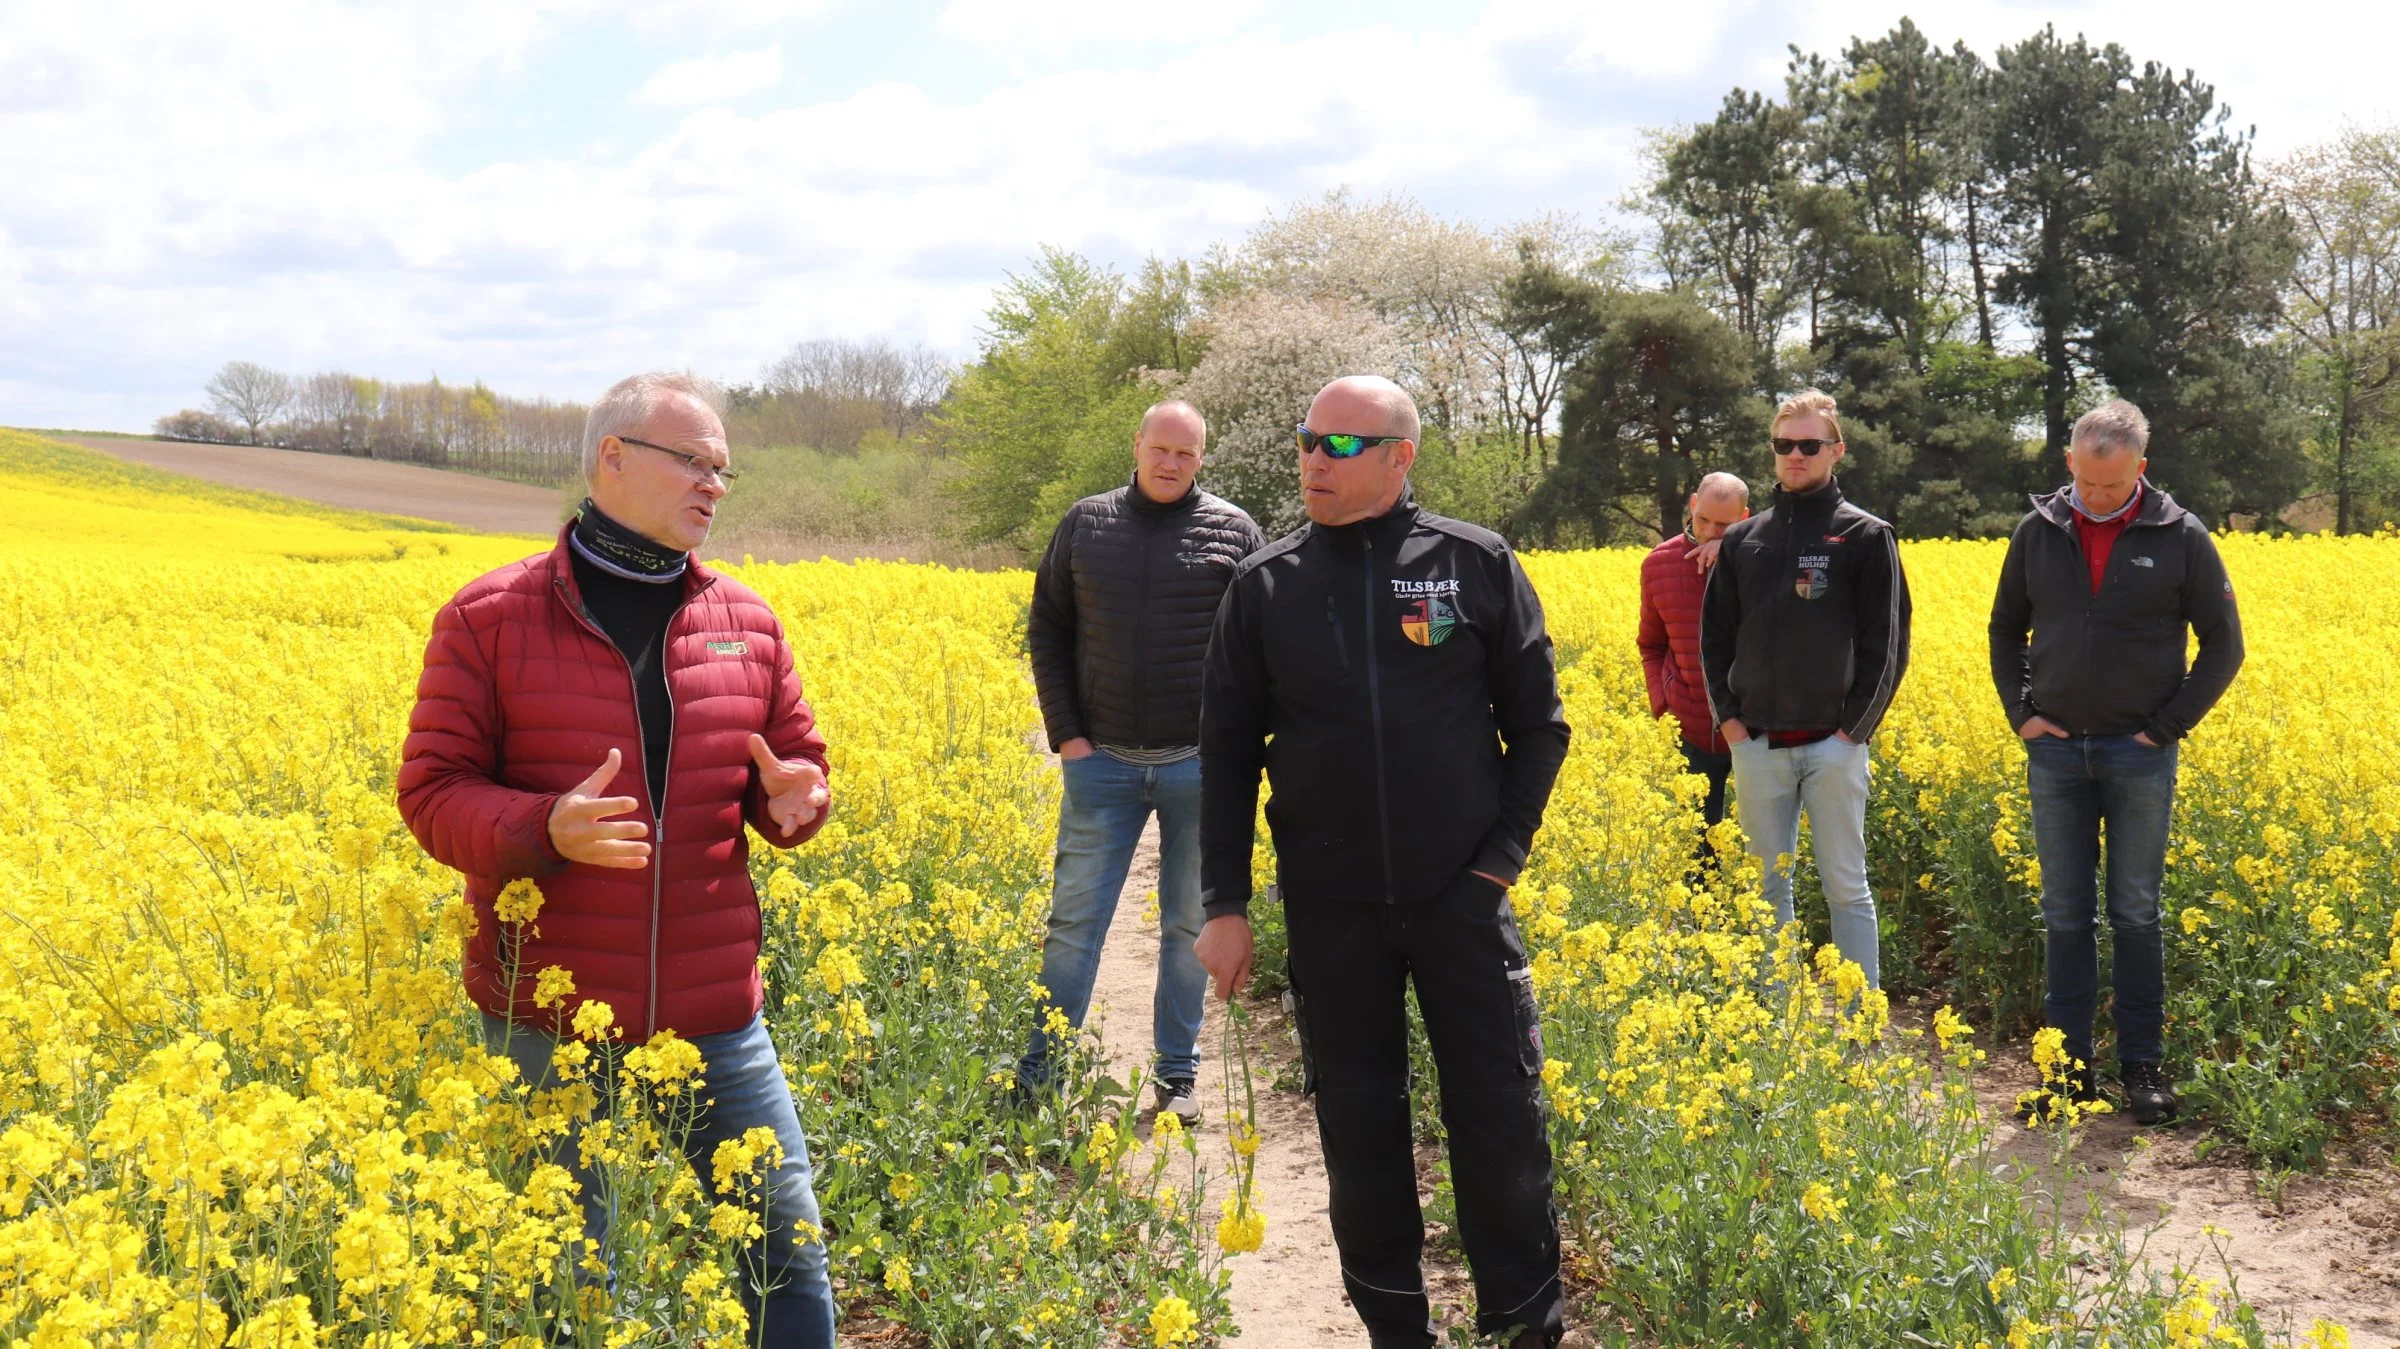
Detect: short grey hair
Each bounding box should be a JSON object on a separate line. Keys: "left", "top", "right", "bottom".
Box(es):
{"left": 583, "top": 372, "right": 728, "bottom": 484}
{"left": 2072, "top": 399, "right": 2150, "bottom": 457}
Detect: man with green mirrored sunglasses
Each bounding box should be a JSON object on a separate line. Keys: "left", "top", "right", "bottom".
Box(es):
{"left": 1202, "top": 376, "right": 1572, "bottom": 1349}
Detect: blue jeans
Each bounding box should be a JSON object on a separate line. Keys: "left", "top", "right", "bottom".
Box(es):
{"left": 1730, "top": 735, "right": 1880, "bottom": 989}
{"left": 481, "top": 1011, "right": 836, "bottom": 1347}
{"left": 2025, "top": 733, "right": 2178, "bottom": 1067}
{"left": 1019, "top": 751, "right": 1206, "bottom": 1088}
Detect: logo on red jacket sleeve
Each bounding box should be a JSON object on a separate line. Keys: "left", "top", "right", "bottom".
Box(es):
{"left": 706, "top": 640, "right": 748, "bottom": 655}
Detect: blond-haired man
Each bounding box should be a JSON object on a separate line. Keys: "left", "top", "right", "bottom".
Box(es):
{"left": 1700, "top": 390, "right": 1910, "bottom": 988}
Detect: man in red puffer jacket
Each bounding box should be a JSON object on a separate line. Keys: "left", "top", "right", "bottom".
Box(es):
{"left": 1638, "top": 471, "right": 1749, "bottom": 837}
{"left": 398, "top": 372, "right": 836, "bottom": 1346}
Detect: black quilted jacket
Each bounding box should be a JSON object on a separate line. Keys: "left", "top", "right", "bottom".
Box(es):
{"left": 1029, "top": 476, "right": 1266, "bottom": 752}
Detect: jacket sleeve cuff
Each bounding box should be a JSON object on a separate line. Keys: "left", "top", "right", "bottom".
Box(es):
{"left": 1467, "top": 840, "right": 1527, "bottom": 884}
{"left": 1201, "top": 890, "right": 1251, "bottom": 922}
{"left": 2143, "top": 718, "right": 2184, "bottom": 744}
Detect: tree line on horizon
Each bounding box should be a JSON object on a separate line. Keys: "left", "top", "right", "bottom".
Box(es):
{"left": 160, "top": 19, "right": 2400, "bottom": 547}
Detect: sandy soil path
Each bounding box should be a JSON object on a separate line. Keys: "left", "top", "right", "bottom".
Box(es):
{"left": 52, "top": 434, "right": 563, "bottom": 536}
{"left": 1082, "top": 819, "right": 1371, "bottom": 1347}
{"left": 1952, "top": 1014, "right": 2400, "bottom": 1349}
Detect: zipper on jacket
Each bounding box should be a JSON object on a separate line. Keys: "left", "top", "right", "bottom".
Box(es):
{"left": 1361, "top": 537, "right": 1395, "bottom": 904}
{"left": 554, "top": 574, "right": 692, "bottom": 1040}
{"left": 1132, "top": 500, "right": 1155, "bottom": 744}
{"left": 1325, "top": 594, "right": 1350, "bottom": 671}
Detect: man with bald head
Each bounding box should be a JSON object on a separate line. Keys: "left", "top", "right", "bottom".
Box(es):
{"left": 1020, "top": 399, "right": 1265, "bottom": 1122}
{"left": 1199, "top": 376, "right": 1572, "bottom": 1346}
{"left": 1640, "top": 472, "right": 1750, "bottom": 836}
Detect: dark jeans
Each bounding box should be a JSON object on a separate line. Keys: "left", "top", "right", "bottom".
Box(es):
{"left": 2025, "top": 733, "right": 2179, "bottom": 1068}
{"left": 1284, "top": 874, "right": 1563, "bottom": 1346}
{"left": 1681, "top": 740, "right": 1732, "bottom": 830}
{"left": 482, "top": 1012, "right": 836, "bottom": 1347}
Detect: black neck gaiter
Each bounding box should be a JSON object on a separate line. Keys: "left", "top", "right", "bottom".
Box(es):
{"left": 572, "top": 499, "right": 688, "bottom": 582}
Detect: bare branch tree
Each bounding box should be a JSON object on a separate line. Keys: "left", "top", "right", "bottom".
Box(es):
{"left": 203, "top": 361, "right": 293, "bottom": 445}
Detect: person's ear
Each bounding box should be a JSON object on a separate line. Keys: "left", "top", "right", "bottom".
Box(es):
{"left": 1390, "top": 438, "right": 1418, "bottom": 475}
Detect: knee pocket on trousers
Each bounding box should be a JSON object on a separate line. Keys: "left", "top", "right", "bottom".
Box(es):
{"left": 1283, "top": 964, "right": 1320, "bottom": 1099}
{"left": 1506, "top": 967, "right": 1543, "bottom": 1078}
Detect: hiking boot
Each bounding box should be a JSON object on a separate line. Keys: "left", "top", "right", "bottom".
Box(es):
{"left": 2015, "top": 1061, "right": 2101, "bottom": 1125}
{"left": 2122, "top": 1061, "right": 2181, "bottom": 1126}
{"left": 1154, "top": 1076, "right": 1201, "bottom": 1126}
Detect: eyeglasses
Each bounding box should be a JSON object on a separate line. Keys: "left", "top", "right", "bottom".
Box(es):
{"left": 1771, "top": 437, "right": 1839, "bottom": 457}
{"left": 619, "top": 435, "right": 740, "bottom": 488}
{"left": 1296, "top": 424, "right": 1409, "bottom": 460}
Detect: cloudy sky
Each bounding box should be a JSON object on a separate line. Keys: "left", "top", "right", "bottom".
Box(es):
{"left": 6, "top": 0, "right": 2396, "bottom": 432}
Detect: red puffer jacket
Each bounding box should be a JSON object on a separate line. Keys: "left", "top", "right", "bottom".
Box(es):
{"left": 397, "top": 526, "right": 828, "bottom": 1040}
{"left": 1638, "top": 533, "right": 1728, "bottom": 754}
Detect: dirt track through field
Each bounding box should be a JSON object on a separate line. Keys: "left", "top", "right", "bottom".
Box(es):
{"left": 1954, "top": 1007, "right": 2400, "bottom": 1349}
{"left": 1083, "top": 820, "right": 1373, "bottom": 1346}
{"left": 54, "top": 434, "right": 564, "bottom": 536}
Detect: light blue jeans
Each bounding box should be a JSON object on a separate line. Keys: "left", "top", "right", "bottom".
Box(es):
{"left": 1730, "top": 735, "right": 1881, "bottom": 989}
{"left": 481, "top": 1011, "right": 836, "bottom": 1348}
{"left": 1018, "top": 751, "right": 1207, "bottom": 1089}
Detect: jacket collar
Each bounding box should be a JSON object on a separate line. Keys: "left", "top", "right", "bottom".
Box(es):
{"left": 2030, "top": 478, "right": 2184, "bottom": 532}
{"left": 546, "top": 521, "right": 718, "bottom": 612}
{"left": 1313, "top": 485, "right": 1420, "bottom": 553}
{"left": 1125, "top": 472, "right": 1200, "bottom": 515}
{"left": 1770, "top": 474, "right": 1844, "bottom": 518}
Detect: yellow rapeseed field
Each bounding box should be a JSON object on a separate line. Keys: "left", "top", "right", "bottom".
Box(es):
{"left": 0, "top": 428, "right": 2382, "bottom": 1346}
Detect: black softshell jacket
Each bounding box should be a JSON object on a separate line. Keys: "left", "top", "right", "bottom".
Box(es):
{"left": 1699, "top": 477, "right": 1912, "bottom": 741}
{"left": 1028, "top": 478, "right": 1265, "bottom": 752}
{"left": 1987, "top": 482, "right": 2244, "bottom": 743}
{"left": 1198, "top": 494, "right": 1571, "bottom": 919}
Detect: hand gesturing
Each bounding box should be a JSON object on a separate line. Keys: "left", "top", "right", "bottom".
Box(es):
{"left": 547, "top": 748, "right": 651, "bottom": 869}
{"left": 748, "top": 733, "right": 830, "bottom": 834}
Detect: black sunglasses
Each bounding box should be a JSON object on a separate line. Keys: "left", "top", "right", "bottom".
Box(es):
{"left": 1296, "top": 423, "right": 1410, "bottom": 460}
{"left": 618, "top": 435, "right": 741, "bottom": 486}
{"left": 1771, "top": 437, "right": 1839, "bottom": 457}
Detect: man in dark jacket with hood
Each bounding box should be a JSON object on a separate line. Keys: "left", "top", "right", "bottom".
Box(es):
{"left": 1197, "top": 376, "right": 1572, "bottom": 1348}
{"left": 1019, "top": 400, "right": 1266, "bottom": 1121}
{"left": 1990, "top": 399, "right": 2244, "bottom": 1126}
{"left": 1701, "top": 390, "right": 1911, "bottom": 991}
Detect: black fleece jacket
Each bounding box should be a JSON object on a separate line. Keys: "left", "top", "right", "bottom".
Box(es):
{"left": 1198, "top": 493, "right": 1571, "bottom": 919}
{"left": 1700, "top": 477, "right": 1912, "bottom": 741}
{"left": 1987, "top": 482, "right": 2244, "bottom": 743}
{"left": 1028, "top": 477, "right": 1265, "bottom": 752}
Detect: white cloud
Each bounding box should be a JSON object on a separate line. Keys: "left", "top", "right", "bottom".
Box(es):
{"left": 3, "top": 0, "right": 2397, "bottom": 432}
{"left": 636, "top": 45, "right": 785, "bottom": 105}
{"left": 936, "top": 0, "right": 1265, "bottom": 47}
{"left": 622, "top": 0, "right": 838, "bottom": 31}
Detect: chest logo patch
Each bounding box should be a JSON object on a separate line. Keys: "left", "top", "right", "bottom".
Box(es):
{"left": 2130, "top": 555, "right": 2155, "bottom": 568}
{"left": 706, "top": 640, "right": 748, "bottom": 655}
{"left": 1401, "top": 596, "right": 1457, "bottom": 646}
{"left": 1795, "top": 554, "right": 1831, "bottom": 600}
{"left": 1392, "top": 577, "right": 1462, "bottom": 646}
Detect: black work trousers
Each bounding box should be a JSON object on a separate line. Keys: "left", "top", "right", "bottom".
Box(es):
{"left": 1284, "top": 872, "right": 1564, "bottom": 1346}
